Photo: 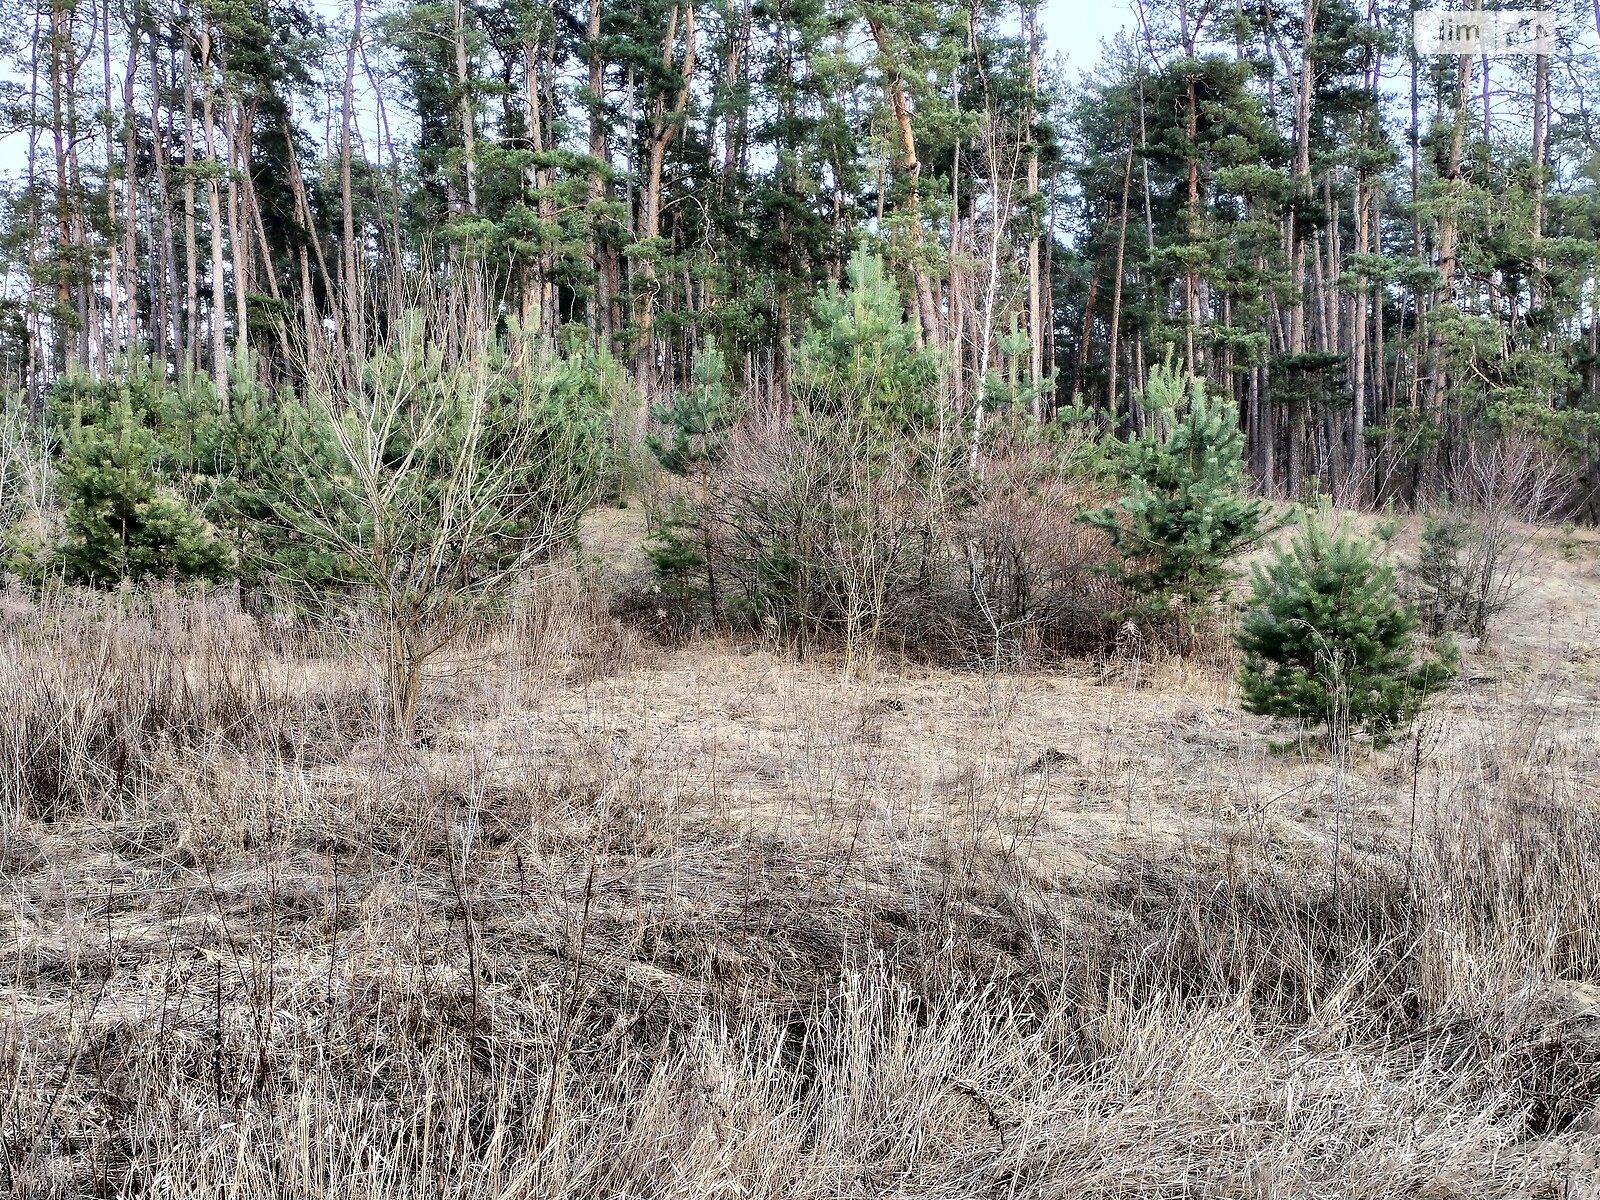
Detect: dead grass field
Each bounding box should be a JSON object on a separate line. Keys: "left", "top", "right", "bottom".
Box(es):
{"left": 2, "top": 514, "right": 1599, "bottom": 1198}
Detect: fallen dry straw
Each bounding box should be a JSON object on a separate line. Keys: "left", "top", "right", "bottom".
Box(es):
{"left": 2, "top": 587, "right": 1598, "bottom": 1197}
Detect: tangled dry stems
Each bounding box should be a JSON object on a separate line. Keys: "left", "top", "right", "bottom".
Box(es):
{"left": 640, "top": 417, "right": 1127, "bottom": 667}
{"left": 2, "top": 586, "right": 1598, "bottom": 1198}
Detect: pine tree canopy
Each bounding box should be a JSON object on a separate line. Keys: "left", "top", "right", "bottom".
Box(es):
{"left": 1236, "top": 510, "right": 1458, "bottom": 744}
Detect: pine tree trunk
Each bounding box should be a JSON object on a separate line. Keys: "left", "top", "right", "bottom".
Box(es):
{"left": 222, "top": 101, "right": 250, "bottom": 367}
{"left": 341, "top": 0, "right": 365, "bottom": 360}
{"left": 1285, "top": 0, "right": 1317, "bottom": 500}
{"left": 200, "top": 26, "right": 228, "bottom": 403}
{"left": 586, "top": 0, "right": 609, "bottom": 343}
{"left": 866, "top": 17, "right": 940, "bottom": 351}
{"left": 1183, "top": 69, "right": 1199, "bottom": 379}
{"left": 1351, "top": 174, "right": 1369, "bottom": 496}
{"left": 151, "top": 25, "right": 175, "bottom": 368}
{"left": 1532, "top": 12, "right": 1548, "bottom": 320}
{"left": 101, "top": 0, "right": 120, "bottom": 358}
{"left": 287, "top": 133, "right": 337, "bottom": 366}
{"left": 636, "top": 3, "right": 696, "bottom": 401}
{"left": 121, "top": 19, "right": 141, "bottom": 353}
{"left": 525, "top": 32, "right": 555, "bottom": 337}
{"left": 1024, "top": 2, "right": 1042, "bottom": 415}
{"left": 1423, "top": 38, "right": 1472, "bottom": 495}
{"left": 65, "top": 27, "right": 95, "bottom": 372}
{"left": 50, "top": 1, "right": 76, "bottom": 374}
{"left": 453, "top": 0, "right": 480, "bottom": 336}
{"left": 359, "top": 36, "right": 407, "bottom": 328}
{"left": 182, "top": 31, "right": 199, "bottom": 374}
{"left": 1107, "top": 140, "right": 1134, "bottom": 417}
{"left": 949, "top": 40, "right": 964, "bottom": 408}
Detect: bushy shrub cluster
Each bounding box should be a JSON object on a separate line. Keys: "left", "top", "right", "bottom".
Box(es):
{"left": 645, "top": 250, "right": 958, "bottom": 659}
{"left": 1407, "top": 437, "right": 1565, "bottom": 641}
{"left": 1, "top": 319, "right": 622, "bottom": 738}
{"left": 950, "top": 420, "right": 1124, "bottom": 663}
{"left": 644, "top": 251, "right": 1117, "bottom": 663}
{"left": 687, "top": 414, "right": 955, "bottom": 655}
{"left": 646, "top": 296, "right": 1284, "bottom": 666}
{"left": 643, "top": 257, "right": 1145, "bottom": 662}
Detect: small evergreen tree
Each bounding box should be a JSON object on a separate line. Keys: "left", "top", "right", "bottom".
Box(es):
{"left": 246, "top": 315, "right": 608, "bottom": 738}
{"left": 979, "top": 314, "right": 1051, "bottom": 420}
{"left": 10, "top": 370, "right": 231, "bottom": 587}
{"left": 1081, "top": 362, "right": 1271, "bottom": 636}
{"left": 1236, "top": 511, "right": 1458, "bottom": 746}
{"left": 514, "top": 334, "right": 629, "bottom": 502}
{"left": 216, "top": 380, "right": 346, "bottom": 594}
{"left": 1411, "top": 509, "right": 1485, "bottom": 637}
{"left": 647, "top": 339, "right": 738, "bottom": 476}
{"left": 646, "top": 339, "right": 740, "bottom": 612}
{"left": 792, "top": 248, "right": 940, "bottom": 432}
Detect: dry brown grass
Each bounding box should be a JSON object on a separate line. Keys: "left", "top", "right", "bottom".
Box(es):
{"left": 2, "top": 527, "right": 1599, "bottom": 1198}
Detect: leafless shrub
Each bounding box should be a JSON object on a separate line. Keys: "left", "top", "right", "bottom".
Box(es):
{"left": 1451, "top": 435, "right": 1570, "bottom": 524}
{"left": 683, "top": 413, "right": 959, "bottom": 662}
{"left": 265, "top": 316, "right": 607, "bottom": 739}
{"left": 651, "top": 418, "right": 1128, "bottom": 668}
{"left": 1412, "top": 437, "right": 1568, "bottom": 639}
{"left": 953, "top": 435, "right": 1124, "bottom": 665}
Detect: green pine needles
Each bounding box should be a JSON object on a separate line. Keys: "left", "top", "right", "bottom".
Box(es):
{"left": 647, "top": 338, "right": 739, "bottom": 477}
{"left": 1082, "top": 361, "right": 1272, "bottom": 637}
{"left": 792, "top": 248, "right": 940, "bottom": 432}
{"left": 1236, "top": 509, "right": 1458, "bottom": 746}
{"left": 246, "top": 315, "right": 610, "bottom": 737}
{"left": 645, "top": 338, "right": 740, "bottom": 610}
{"left": 9, "top": 369, "right": 232, "bottom": 587}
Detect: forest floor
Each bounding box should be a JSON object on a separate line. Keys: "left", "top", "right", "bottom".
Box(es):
{"left": 3, "top": 510, "right": 1600, "bottom": 1197}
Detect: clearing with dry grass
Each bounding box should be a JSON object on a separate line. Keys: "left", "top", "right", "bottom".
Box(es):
{"left": 3, "top": 513, "right": 1600, "bottom": 1198}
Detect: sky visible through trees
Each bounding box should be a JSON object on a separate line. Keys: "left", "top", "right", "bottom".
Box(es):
{"left": 0, "top": 0, "right": 1596, "bottom": 511}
